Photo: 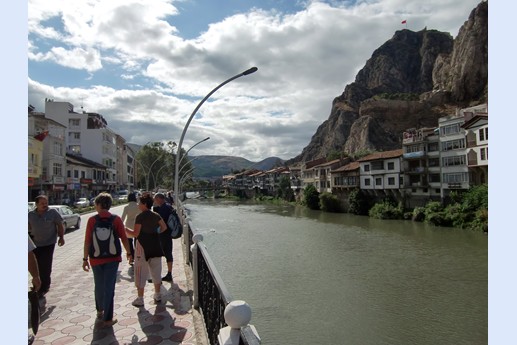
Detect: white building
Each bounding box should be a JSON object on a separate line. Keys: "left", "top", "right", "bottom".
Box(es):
{"left": 44, "top": 100, "right": 119, "bottom": 192}
{"left": 438, "top": 103, "right": 487, "bottom": 200}
{"left": 358, "top": 149, "right": 404, "bottom": 198}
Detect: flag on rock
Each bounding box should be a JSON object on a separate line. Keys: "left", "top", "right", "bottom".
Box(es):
{"left": 401, "top": 20, "right": 407, "bottom": 24}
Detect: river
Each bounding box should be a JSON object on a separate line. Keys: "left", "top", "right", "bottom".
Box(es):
{"left": 184, "top": 199, "right": 487, "bottom": 345}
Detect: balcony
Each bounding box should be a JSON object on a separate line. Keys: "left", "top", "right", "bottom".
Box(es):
{"left": 403, "top": 151, "right": 425, "bottom": 159}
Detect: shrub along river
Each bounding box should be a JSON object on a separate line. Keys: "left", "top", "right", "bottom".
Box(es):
{"left": 185, "top": 199, "right": 487, "bottom": 345}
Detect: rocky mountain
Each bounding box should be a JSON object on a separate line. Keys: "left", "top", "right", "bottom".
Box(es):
{"left": 287, "top": 1, "right": 488, "bottom": 164}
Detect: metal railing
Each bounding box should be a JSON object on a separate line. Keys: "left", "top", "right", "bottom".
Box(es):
{"left": 179, "top": 206, "right": 261, "bottom": 345}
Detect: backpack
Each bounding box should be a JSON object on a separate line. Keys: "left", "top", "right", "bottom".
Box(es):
{"left": 167, "top": 209, "right": 183, "bottom": 239}
{"left": 89, "top": 215, "right": 121, "bottom": 259}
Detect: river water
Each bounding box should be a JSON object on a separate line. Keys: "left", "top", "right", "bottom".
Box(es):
{"left": 184, "top": 199, "right": 487, "bottom": 345}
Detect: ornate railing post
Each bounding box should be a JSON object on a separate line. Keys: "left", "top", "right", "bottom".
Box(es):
{"left": 218, "top": 300, "right": 261, "bottom": 345}
{"left": 191, "top": 232, "right": 203, "bottom": 309}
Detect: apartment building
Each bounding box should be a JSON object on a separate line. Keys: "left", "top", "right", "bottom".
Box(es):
{"left": 28, "top": 111, "right": 67, "bottom": 202}
{"left": 402, "top": 127, "right": 441, "bottom": 207}
{"left": 44, "top": 100, "right": 119, "bottom": 192}
{"left": 438, "top": 103, "right": 488, "bottom": 200}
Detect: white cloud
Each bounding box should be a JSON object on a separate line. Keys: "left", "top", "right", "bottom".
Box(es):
{"left": 28, "top": 0, "right": 483, "bottom": 161}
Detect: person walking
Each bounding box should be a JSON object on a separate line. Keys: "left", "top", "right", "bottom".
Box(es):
{"left": 120, "top": 192, "right": 140, "bottom": 265}
{"left": 28, "top": 195, "right": 65, "bottom": 298}
{"left": 82, "top": 192, "right": 132, "bottom": 328}
{"left": 125, "top": 192, "right": 167, "bottom": 307}
{"left": 152, "top": 192, "right": 175, "bottom": 282}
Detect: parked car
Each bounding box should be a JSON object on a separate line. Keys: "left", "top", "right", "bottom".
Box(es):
{"left": 74, "top": 198, "right": 89, "bottom": 208}
{"left": 48, "top": 205, "right": 81, "bottom": 230}
{"left": 89, "top": 197, "right": 96, "bottom": 206}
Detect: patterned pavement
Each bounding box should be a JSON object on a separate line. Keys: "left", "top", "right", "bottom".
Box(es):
{"left": 29, "top": 207, "right": 209, "bottom": 345}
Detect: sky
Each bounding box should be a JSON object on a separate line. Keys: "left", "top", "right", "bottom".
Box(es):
{"left": 27, "top": 0, "right": 485, "bottom": 162}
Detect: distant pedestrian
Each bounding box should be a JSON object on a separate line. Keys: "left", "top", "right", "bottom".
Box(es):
{"left": 28, "top": 195, "right": 65, "bottom": 298}
{"left": 152, "top": 192, "right": 175, "bottom": 282}
{"left": 121, "top": 192, "right": 140, "bottom": 265}
{"left": 125, "top": 192, "right": 167, "bottom": 307}
{"left": 82, "top": 192, "right": 132, "bottom": 328}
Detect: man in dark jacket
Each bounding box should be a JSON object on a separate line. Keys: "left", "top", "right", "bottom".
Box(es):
{"left": 152, "top": 193, "right": 174, "bottom": 282}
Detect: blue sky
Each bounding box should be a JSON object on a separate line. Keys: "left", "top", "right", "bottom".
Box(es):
{"left": 28, "top": 0, "right": 483, "bottom": 162}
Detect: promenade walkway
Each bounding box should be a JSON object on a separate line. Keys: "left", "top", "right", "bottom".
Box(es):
{"left": 29, "top": 207, "right": 208, "bottom": 345}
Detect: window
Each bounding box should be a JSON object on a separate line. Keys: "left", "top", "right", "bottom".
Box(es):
{"left": 371, "top": 161, "right": 384, "bottom": 170}
{"left": 442, "top": 172, "right": 468, "bottom": 183}
{"left": 485, "top": 128, "right": 488, "bottom": 140}
{"left": 387, "top": 162, "right": 395, "bottom": 170}
{"left": 442, "top": 155, "right": 466, "bottom": 166}
{"left": 428, "top": 158, "right": 440, "bottom": 167}
{"left": 388, "top": 177, "right": 395, "bottom": 185}
{"left": 428, "top": 142, "right": 439, "bottom": 152}
{"left": 364, "top": 178, "right": 371, "bottom": 186}
{"left": 480, "top": 148, "right": 486, "bottom": 160}
{"left": 52, "top": 163, "right": 62, "bottom": 177}
{"left": 440, "top": 123, "right": 461, "bottom": 136}
{"left": 441, "top": 139, "right": 465, "bottom": 151}
{"left": 68, "top": 132, "right": 80, "bottom": 139}
{"left": 429, "top": 174, "right": 440, "bottom": 183}
{"left": 74, "top": 170, "right": 79, "bottom": 178}
{"left": 375, "top": 178, "right": 382, "bottom": 186}
{"left": 69, "top": 145, "right": 81, "bottom": 154}
{"left": 479, "top": 128, "right": 485, "bottom": 141}
{"left": 69, "top": 119, "right": 80, "bottom": 127}
{"left": 406, "top": 144, "right": 421, "bottom": 153}
{"left": 364, "top": 164, "right": 370, "bottom": 172}
{"left": 53, "top": 142, "right": 62, "bottom": 156}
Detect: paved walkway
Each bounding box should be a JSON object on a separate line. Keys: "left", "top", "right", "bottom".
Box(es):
{"left": 29, "top": 207, "right": 208, "bottom": 345}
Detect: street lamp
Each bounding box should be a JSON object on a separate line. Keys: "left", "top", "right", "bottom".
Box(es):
{"left": 173, "top": 67, "right": 258, "bottom": 207}
{"left": 178, "top": 137, "right": 210, "bottom": 169}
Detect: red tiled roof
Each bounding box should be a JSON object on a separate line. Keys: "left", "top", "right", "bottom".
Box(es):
{"left": 332, "top": 161, "right": 360, "bottom": 172}
{"left": 357, "top": 149, "right": 403, "bottom": 162}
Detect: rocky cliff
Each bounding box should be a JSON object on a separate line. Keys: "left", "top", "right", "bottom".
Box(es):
{"left": 288, "top": 1, "right": 487, "bottom": 164}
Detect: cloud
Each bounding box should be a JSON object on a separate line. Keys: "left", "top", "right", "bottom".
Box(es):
{"left": 28, "top": 0, "right": 482, "bottom": 161}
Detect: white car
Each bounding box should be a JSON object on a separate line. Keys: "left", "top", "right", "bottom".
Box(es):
{"left": 48, "top": 205, "right": 81, "bottom": 230}
{"left": 28, "top": 202, "right": 36, "bottom": 212}
{"left": 74, "top": 198, "right": 90, "bottom": 208}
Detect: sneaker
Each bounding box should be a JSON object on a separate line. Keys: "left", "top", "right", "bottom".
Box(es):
{"left": 162, "top": 272, "right": 173, "bottom": 282}
{"left": 153, "top": 293, "right": 161, "bottom": 302}
{"left": 132, "top": 297, "right": 144, "bottom": 307}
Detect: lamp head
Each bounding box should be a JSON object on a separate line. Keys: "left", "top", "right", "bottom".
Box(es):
{"left": 242, "top": 67, "right": 258, "bottom": 75}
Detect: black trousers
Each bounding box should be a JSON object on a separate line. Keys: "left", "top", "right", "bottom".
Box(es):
{"left": 33, "top": 244, "right": 56, "bottom": 293}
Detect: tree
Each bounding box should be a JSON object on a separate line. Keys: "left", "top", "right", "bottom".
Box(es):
{"left": 135, "top": 141, "right": 177, "bottom": 191}
{"left": 303, "top": 184, "right": 320, "bottom": 210}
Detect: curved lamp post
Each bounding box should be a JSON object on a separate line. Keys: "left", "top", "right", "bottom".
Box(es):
{"left": 178, "top": 137, "right": 210, "bottom": 168}
{"left": 173, "top": 67, "right": 258, "bottom": 207}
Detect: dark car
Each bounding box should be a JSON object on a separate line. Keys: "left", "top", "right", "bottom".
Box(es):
{"left": 48, "top": 205, "right": 81, "bottom": 230}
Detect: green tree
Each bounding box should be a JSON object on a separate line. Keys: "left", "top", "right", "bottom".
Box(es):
{"left": 320, "top": 192, "right": 342, "bottom": 212}
{"left": 135, "top": 141, "right": 177, "bottom": 191}
{"left": 303, "top": 184, "right": 320, "bottom": 210}
{"left": 277, "top": 175, "right": 295, "bottom": 202}
{"left": 348, "top": 189, "right": 370, "bottom": 215}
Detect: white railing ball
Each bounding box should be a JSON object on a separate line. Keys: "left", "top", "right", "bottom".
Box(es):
{"left": 192, "top": 233, "right": 204, "bottom": 243}
{"left": 224, "top": 300, "right": 251, "bottom": 329}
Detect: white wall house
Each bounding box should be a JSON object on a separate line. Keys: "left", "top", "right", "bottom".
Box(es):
{"left": 358, "top": 149, "right": 403, "bottom": 195}
{"left": 462, "top": 113, "right": 488, "bottom": 185}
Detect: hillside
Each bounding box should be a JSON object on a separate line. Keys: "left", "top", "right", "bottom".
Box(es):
{"left": 190, "top": 155, "right": 284, "bottom": 178}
